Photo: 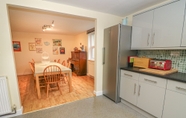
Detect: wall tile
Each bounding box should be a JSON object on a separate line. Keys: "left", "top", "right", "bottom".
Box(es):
{"left": 137, "top": 50, "right": 186, "bottom": 73}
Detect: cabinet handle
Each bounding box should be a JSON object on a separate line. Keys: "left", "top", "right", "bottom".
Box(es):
{"left": 176, "top": 86, "right": 186, "bottom": 91}
{"left": 152, "top": 33, "right": 155, "bottom": 46}
{"left": 134, "top": 83, "right": 136, "bottom": 94}
{"left": 124, "top": 73, "right": 132, "bottom": 77}
{"left": 138, "top": 85, "right": 141, "bottom": 96}
{"left": 144, "top": 78, "right": 157, "bottom": 83}
{"left": 147, "top": 33, "right": 150, "bottom": 46}
{"left": 102, "top": 47, "right": 105, "bottom": 64}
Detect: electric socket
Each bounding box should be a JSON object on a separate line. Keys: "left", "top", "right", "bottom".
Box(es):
{"left": 170, "top": 51, "right": 180, "bottom": 57}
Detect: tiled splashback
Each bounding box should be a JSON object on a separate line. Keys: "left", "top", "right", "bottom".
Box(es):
{"left": 137, "top": 50, "right": 186, "bottom": 73}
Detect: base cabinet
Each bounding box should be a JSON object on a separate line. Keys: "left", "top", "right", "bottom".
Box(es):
{"left": 162, "top": 80, "right": 186, "bottom": 118}
{"left": 120, "top": 70, "right": 166, "bottom": 118}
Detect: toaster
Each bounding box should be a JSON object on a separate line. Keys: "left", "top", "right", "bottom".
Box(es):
{"left": 149, "top": 59, "right": 172, "bottom": 70}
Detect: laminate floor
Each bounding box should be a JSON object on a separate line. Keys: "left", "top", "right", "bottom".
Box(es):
{"left": 18, "top": 73, "right": 95, "bottom": 113}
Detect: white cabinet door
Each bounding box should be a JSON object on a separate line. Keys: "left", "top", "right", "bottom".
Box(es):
{"left": 162, "top": 90, "right": 186, "bottom": 118}
{"left": 152, "top": 0, "right": 185, "bottom": 47}
{"left": 120, "top": 76, "right": 138, "bottom": 105}
{"left": 131, "top": 10, "right": 153, "bottom": 49}
{"left": 137, "top": 82, "right": 166, "bottom": 118}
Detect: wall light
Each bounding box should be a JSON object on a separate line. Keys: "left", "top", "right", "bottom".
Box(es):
{"left": 42, "top": 20, "right": 54, "bottom": 31}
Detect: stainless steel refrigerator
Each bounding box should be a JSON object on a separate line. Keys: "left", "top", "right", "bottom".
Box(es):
{"left": 103, "top": 24, "right": 136, "bottom": 103}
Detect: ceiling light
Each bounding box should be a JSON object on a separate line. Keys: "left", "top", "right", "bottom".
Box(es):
{"left": 42, "top": 20, "right": 54, "bottom": 31}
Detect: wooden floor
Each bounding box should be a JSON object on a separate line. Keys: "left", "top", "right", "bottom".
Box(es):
{"left": 18, "top": 73, "right": 95, "bottom": 113}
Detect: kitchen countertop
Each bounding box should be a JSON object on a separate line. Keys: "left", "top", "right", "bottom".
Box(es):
{"left": 121, "top": 67, "right": 186, "bottom": 83}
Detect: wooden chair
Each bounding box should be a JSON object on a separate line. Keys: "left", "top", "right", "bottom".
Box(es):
{"left": 61, "top": 60, "right": 66, "bottom": 66}
{"left": 29, "top": 62, "right": 45, "bottom": 90}
{"left": 57, "top": 59, "right": 60, "bottom": 63}
{"left": 43, "top": 65, "right": 64, "bottom": 97}
{"left": 32, "top": 59, "right": 35, "bottom": 63}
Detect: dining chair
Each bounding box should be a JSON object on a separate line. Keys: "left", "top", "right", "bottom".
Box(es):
{"left": 32, "top": 59, "right": 35, "bottom": 63}
{"left": 43, "top": 65, "right": 64, "bottom": 97}
{"left": 57, "top": 59, "right": 60, "bottom": 63}
{"left": 61, "top": 60, "right": 66, "bottom": 66}
{"left": 29, "top": 62, "right": 45, "bottom": 90}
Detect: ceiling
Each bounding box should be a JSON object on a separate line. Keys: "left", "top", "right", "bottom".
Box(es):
{"left": 8, "top": 7, "right": 95, "bottom": 35}
{"left": 9, "top": 0, "right": 168, "bottom": 35}
{"left": 45, "top": 0, "right": 168, "bottom": 16}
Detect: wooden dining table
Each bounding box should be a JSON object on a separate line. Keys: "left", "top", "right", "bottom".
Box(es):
{"left": 34, "top": 62, "right": 72, "bottom": 99}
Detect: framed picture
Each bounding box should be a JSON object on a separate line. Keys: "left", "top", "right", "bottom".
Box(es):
{"left": 12, "top": 41, "right": 21, "bottom": 52}
{"left": 36, "top": 48, "right": 43, "bottom": 53}
{"left": 35, "top": 38, "right": 42, "bottom": 46}
{"left": 53, "top": 47, "right": 58, "bottom": 55}
{"left": 53, "top": 39, "right": 62, "bottom": 46}
{"left": 60, "top": 47, "right": 65, "bottom": 54}
{"left": 28, "top": 43, "right": 36, "bottom": 51}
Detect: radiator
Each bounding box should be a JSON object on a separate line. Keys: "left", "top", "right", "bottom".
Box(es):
{"left": 0, "top": 76, "right": 12, "bottom": 115}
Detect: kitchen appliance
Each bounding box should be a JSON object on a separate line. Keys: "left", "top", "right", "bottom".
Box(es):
{"left": 103, "top": 24, "right": 136, "bottom": 103}
{"left": 149, "top": 59, "right": 172, "bottom": 70}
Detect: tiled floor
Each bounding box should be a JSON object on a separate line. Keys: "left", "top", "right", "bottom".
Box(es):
{"left": 18, "top": 74, "right": 95, "bottom": 113}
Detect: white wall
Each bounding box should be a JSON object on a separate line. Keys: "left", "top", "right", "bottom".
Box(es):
{"left": 1, "top": 0, "right": 122, "bottom": 113}
{"left": 12, "top": 32, "right": 77, "bottom": 75}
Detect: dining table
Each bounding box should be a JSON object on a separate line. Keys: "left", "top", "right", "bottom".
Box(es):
{"left": 34, "top": 62, "right": 72, "bottom": 99}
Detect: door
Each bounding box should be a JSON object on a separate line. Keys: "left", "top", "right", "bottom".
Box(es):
{"left": 163, "top": 90, "right": 186, "bottom": 118}
{"left": 137, "top": 82, "right": 166, "bottom": 118}
{"left": 103, "top": 25, "right": 119, "bottom": 102}
{"left": 153, "top": 0, "right": 185, "bottom": 47}
{"left": 131, "top": 10, "right": 154, "bottom": 49}
{"left": 120, "top": 76, "right": 138, "bottom": 105}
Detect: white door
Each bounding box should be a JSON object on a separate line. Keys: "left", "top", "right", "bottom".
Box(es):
{"left": 120, "top": 77, "right": 138, "bottom": 105}
{"left": 162, "top": 90, "right": 186, "bottom": 118}
{"left": 137, "top": 82, "right": 165, "bottom": 118}
{"left": 131, "top": 10, "right": 154, "bottom": 49}
{"left": 152, "top": 0, "right": 185, "bottom": 47}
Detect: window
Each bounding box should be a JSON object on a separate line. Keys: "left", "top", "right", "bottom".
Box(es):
{"left": 88, "top": 32, "right": 95, "bottom": 60}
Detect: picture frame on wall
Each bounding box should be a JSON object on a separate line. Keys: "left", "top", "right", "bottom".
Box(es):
{"left": 53, "top": 39, "right": 62, "bottom": 46}
{"left": 60, "top": 47, "right": 65, "bottom": 54}
{"left": 28, "top": 43, "right": 36, "bottom": 51}
{"left": 36, "top": 48, "right": 43, "bottom": 53}
{"left": 53, "top": 46, "right": 58, "bottom": 55}
{"left": 12, "top": 41, "right": 21, "bottom": 52}
{"left": 35, "top": 38, "right": 42, "bottom": 46}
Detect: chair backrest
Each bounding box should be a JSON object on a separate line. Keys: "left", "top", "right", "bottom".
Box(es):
{"left": 29, "top": 62, "right": 35, "bottom": 74}
{"left": 61, "top": 60, "right": 66, "bottom": 66}
{"left": 32, "top": 59, "right": 35, "bottom": 63}
{"left": 57, "top": 59, "right": 60, "bottom": 63}
{"left": 43, "top": 65, "right": 62, "bottom": 83}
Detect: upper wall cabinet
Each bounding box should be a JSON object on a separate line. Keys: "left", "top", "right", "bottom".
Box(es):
{"left": 131, "top": 0, "right": 186, "bottom": 49}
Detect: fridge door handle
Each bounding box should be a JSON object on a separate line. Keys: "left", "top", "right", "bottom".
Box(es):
{"left": 103, "top": 47, "right": 105, "bottom": 64}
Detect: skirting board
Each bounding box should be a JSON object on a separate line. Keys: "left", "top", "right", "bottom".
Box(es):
{"left": 94, "top": 90, "right": 103, "bottom": 96}
{"left": 121, "top": 99, "right": 156, "bottom": 118}
{"left": 1, "top": 106, "right": 23, "bottom": 118}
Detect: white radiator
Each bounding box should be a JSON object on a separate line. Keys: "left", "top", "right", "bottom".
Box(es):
{"left": 0, "top": 76, "right": 12, "bottom": 115}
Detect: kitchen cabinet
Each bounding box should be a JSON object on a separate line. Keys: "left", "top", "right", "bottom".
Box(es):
{"left": 120, "top": 70, "right": 166, "bottom": 118}
{"left": 137, "top": 74, "right": 166, "bottom": 118}
{"left": 131, "top": 0, "right": 185, "bottom": 49}
{"left": 162, "top": 80, "right": 186, "bottom": 118}
{"left": 120, "top": 70, "right": 139, "bottom": 105}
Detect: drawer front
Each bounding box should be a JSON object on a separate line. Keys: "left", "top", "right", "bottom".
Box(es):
{"left": 139, "top": 74, "right": 167, "bottom": 88}
{"left": 167, "top": 80, "right": 186, "bottom": 95}
{"left": 120, "top": 70, "right": 139, "bottom": 81}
